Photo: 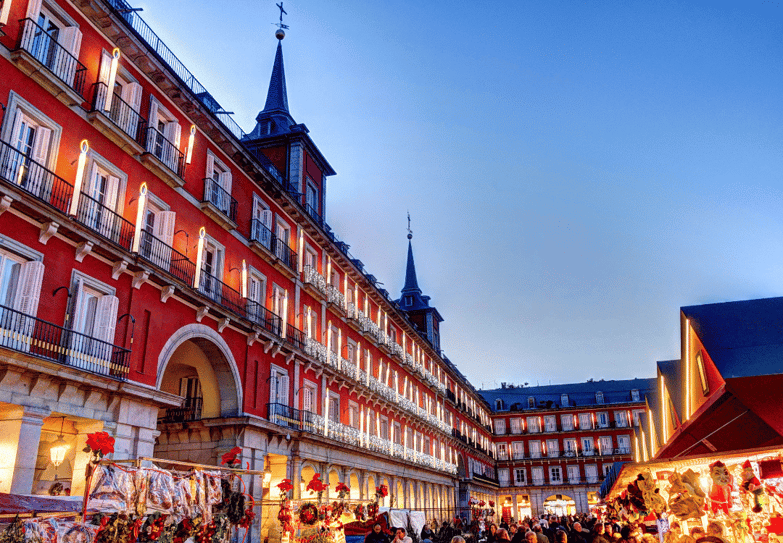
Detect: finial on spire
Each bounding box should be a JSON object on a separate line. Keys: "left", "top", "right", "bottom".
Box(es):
{"left": 273, "top": 1, "right": 288, "bottom": 40}
{"left": 407, "top": 211, "right": 413, "bottom": 240}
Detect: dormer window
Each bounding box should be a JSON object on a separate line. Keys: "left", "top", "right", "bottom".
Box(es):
{"left": 495, "top": 399, "right": 504, "bottom": 410}
{"left": 528, "top": 397, "right": 536, "bottom": 408}
{"left": 631, "top": 389, "right": 640, "bottom": 402}
{"left": 405, "top": 295, "right": 413, "bottom": 306}
{"left": 595, "top": 391, "right": 604, "bottom": 404}
{"left": 561, "top": 393, "right": 569, "bottom": 407}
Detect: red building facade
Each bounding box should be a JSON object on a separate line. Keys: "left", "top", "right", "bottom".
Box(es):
{"left": 0, "top": 0, "right": 496, "bottom": 536}
{"left": 481, "top": 380, "right": 653, "bottom": 517}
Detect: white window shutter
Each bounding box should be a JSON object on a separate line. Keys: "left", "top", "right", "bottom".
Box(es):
{"left": 172, "top": 122, "right": 181, "bottom": 149}
{"left": 0, "top": 0, "right": 13, "bottom": 26}
{"left": 9, "top": 110, "right": 23, "bottom": 150}
{"left": 105, "top": 175, "right": 120, "bottom": 211}
{"left": 25, "top": 0, "right": 43, "bottom": 18}
{"left": 156, "top": 211, "right": 176, "bottom": 246}
{"left": 205, "top": 154, "right": 215, "bottom": 179}
{"left": 57, "top": 27, "right": 82, "bottom": 85}
{"left": 261, "top": 209, "right": 273, "bottom": 247}
{"left": 303, "top": 387, "right": 312, "bottom": 412}
{"left": 31, "top": 127, "right": 51, "bottom": 164}
{"left": 280, "top": 373, "right": 289, "bottom": 406}
{"left": 219, "top": 170, "right": 232, "bottom": 194}
{"left": 126, "top": 83, "right": 143, "bottom": 112}
{"left": 98, "top": 50, "right": 112, "bottom": 84}
{"left": 68, "top": 277, "right": 83, "bottom": 331}
{"left": 148, "top": 100, "right": 159, "bottom": 128}
{"left": 13, "top": 260, "right": 45, "bottom": 317}
{"left": 94, "top": 294, "right": 119, "bottom": 345}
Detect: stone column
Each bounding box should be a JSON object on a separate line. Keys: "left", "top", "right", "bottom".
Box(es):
{"left": 511, "top": 493, "right": 518, "bottom": 522}
{"left": 0, "top": 405, "right": 49, "bottom": 494}
{"left": 70, "top": 420, "right": 106, "bottom": 497}
{"left": 291, "top": 456, "right": 302, "bottom": 500}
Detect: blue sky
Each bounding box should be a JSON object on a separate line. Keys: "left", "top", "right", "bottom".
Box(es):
{"left": 138, "top": 0, "right": 783, "bottom": 388}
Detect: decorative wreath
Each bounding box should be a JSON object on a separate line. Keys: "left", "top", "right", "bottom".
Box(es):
{"left": 299, "top": 503, "right": 320, "bottom": 525}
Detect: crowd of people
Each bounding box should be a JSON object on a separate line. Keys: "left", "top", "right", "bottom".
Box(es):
{"left": 364, "top": 513, "right": 733, "bottom": 543}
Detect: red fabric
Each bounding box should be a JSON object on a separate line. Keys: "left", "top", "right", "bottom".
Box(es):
{"left": 759, "top": 459, "right": 783, "bottom": 480}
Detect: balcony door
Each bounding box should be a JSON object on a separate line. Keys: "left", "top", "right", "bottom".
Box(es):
{"left": 68, "top": 276, "right": 119, "bottom": 371}
{"left": 251, "top": 199, "right": 272, "bottom": 248}
{"left": 199, "top": 240, "right": 222, "bottom": 301}
{"left": 83, "top": 162, "right": 120, "bottom": 239}
{"left": 6, "top": 110, "right": 51, "bottom": 196}
{"left": 26, "top": 0, "right": 82, "bottom": 85}
{"left": 141, "top": 200, "right": 175, "bottom": 270}
{"left": 0, "top": 250, "right": 43, "bottom": 350}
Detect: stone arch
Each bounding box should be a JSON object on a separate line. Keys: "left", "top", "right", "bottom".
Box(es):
{"left": 157, "top": 323, "right": 243, "bottom": 417}
{"left": 349, "top": 471, "right": 362, "bottom": 500}
{"left": 456, "top": 453, "right": 466, "bottom": 478}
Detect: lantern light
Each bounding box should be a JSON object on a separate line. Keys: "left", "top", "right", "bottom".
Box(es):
{"left": 104, "top": 48, "right": 121, "bottom": 112}
{"left": 69, "top": 140, "right": 90, "bottom": 216}
{"left": 132, "top": 183, "right": 148, "bottom": 253}
{"left": 186, "top": 125, "right": 196, "bottom": 164}
{"left": 193, "top": 227, "right": 206, "bottom": 289}
{"left": 49, "top": 417, "right": 69, "bottom": 468}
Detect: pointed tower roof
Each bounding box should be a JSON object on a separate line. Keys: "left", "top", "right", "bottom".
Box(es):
{"left": 262, "top": 41, "right": 289, "bottom": 114}
{"left": 402, "top": 240, "right": 421, "bottom": 295}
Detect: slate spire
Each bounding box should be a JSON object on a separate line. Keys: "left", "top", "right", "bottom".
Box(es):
{"left": 402, "top": 239, "right": 421, "bottom": 296}
{"left": 262, "top": 41, "right": 289, "bottom": 115}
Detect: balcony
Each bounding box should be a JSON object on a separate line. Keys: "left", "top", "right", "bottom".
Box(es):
{"left": 11, "top": 18, "right": 86, "bottom": 106}
{"left": 88, "top": 82, "right": 146, "bottom": 154}
{"left": 272, "top": 237, "right": 297, "bottom": 273}
{"left": 246, "top": 301, "right": 282, "bottom": 338}
{"left": 304, "top": 337, "right": 328, "bottom": 364}
{"left": 303, "top": 265, "right": 327, "bottom": 296}
{"left": 285, "top": 323, "right": 306, "bottom": 351}
{"left": 532, "top": 478, "right": 545, "bottom": 486}
{"left": 140, "top": 126, "right": 185, "bottom": 188}
{"left": 0, "top": 304, "right": 130, "bottom": 380}
{"left": 0, "top": 139, "right": 73, "bottom": 215}
{"left": 200, "top": 178, "right": 237, "bottom": 231}
{"left": 74, "top": 191, "right": 135, "bottom": 251}
{"left": 138, "top": 230, "right": 197, "bottom": 286}
{"left": 160, "top": 397, "right": 202, "bottom": 423}
{"left": 305, "top": 204, "right": 325, "bottom": 229}
{"left": 326, "top": 284, "right": 345, "bottom": 311}
{"left": 197, "top": 270, "right": 245, "bottom": 318}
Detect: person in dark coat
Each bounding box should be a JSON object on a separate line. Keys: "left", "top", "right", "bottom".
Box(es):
{"left": 366, "top": 523, "right": 391, "bottom": 543}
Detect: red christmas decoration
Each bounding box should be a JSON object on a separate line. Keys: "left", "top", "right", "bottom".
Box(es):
{"left": 306, "top": 473, "right": 329, "bottom": 494}
{"left": 85, "top": 431, "right": 115, "bottom": 457}
{"left": 221, "top": 446, "right": 242, "bottom": 467}
{"left": 277, "top": 478, "right": 294, "bottom": 493}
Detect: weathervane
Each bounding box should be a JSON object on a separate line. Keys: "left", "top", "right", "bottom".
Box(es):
{"left": 407, "top": 212, "right": 413, "bottom": 240}
{"left": 273, "top": 1, "right": 288, "bottom": 40}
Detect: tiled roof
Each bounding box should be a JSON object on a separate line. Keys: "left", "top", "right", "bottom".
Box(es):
{"left": 480, "top": 378, "right": 656, "bottom": 412}
{"left": 682, "top": 296, "right": 783, "bottom": 380}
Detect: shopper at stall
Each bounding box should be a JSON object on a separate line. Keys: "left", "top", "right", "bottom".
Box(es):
{"left": 555, "top": 531, "right": 568, "bottom": 543}
{"left": 366, "top": 523, "right": 391, "bottom": 543}
{"left": 497, "top": 529, "right": 512, "bottom": 542}
{"left": 570, "top": 523, "right": 589, "bottom": 543}
{"left": 591, "top": 523, "right": 610, "bottom": 543}
{"left": 422, "top": 523, "right": 436, "bottom": 543}
{"left": 393, "top": 527, "right": 413, "bottom": 543}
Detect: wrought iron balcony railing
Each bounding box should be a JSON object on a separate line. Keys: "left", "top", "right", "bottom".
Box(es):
{"left": 90, "top": 82, "right": 147, "bottom": 142}
{"left": 250, "top": 219, "right": 272, "bottom": 249}
{"left": 246, "top": 300, "right": 282, "bottom": 337}
{"left": 15, "top": 18, "right": 87, "bottom": 97}
{"left": 285, "top": 323, "right": 306, "bottom": 351}
{"left": 0, "top": 304, "right": 130, "bottom": 380}
{"left": 74, "top": 191, "right": 135, "bottom": 251}
{"left": 326, "top": 284, "right": 345, "bottom": 309}
{"left": 202, "top": 177, "right": 237, "bottom": 222}
{"left": 273, "top": 236, "right": 297, "bottom": 271}
{"left": 160, "top": 396, "right": 202, "bottom": 423}
{"left": 138, "top": 230, "right": 197, "bottom": 286}
{"left": 145, "top": 126, "right": 185, "bottom": 177}
{"left": 0, "top": 138, "right": 73, "bottom": 214}
{"left": 303, "top": 265, "right": 327, "bottom": 295}
{"left": 197, "top": 269, "right": 245, "bottom": 318}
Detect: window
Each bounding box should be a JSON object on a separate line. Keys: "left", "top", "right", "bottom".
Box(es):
{"left": 567, "top": 465, "right": 580, "bottom": 483}
{"left": 304, "top": 247, "right": 318, "bottom": 272}
{"left": 631, "top": 388, "right": 641, "bottom": 401}
{"left": 498, "top": 468, "right": 510, "bottom": 486}
{"left": 496, "top": 443, "right": 508, "bottom": 460}
{"left": 0, "top": 242, "right": 44, "bottom": 350}
{"left": 546, "top": 439, "right": 559, "bottom": 457}
{"left": 561, "top": 393, "right": 569, "bottom": 407}
{"left": 303, "top": 305, "right": 317, "bottom": 339}
{"left": 147, "top": 98, "right": 181, "bottom": 172}
{"left": 563, "top": 438, "right": 577, "bottom": 457}
{"left": 379, "top": 417, "right": 389, "bottom": 441}
{"left": 494, "top": 419, "right": 506, "bottom": 435}
{"left": 329, "top": 324, "right": 339, "bottom": 354}
{"left": 514, "top": 468, "right": 527, "bottom": 485}
{"left": 561, "top": 414, "right": 574, "bottom": 431}
{"left": 139, "top": 191, "right": 175, "bottom": 269}
{"left": 274, "top": 217, "right": 293, "bottom": 267}
{"left": 328, "top": 392, "right": 340, "bottom": 422}
{"left": 393, "top": 422, "right": 401, "bottom": 444}
{"left": 305, "top": 178, "right": 318, "bottom": 216}
{"left": 633, "top": 410, "right": 645, "bottom": 426}
{"left": 198, "top": 234, "right": 224, "bottom": 301}
{"left": 301, "top": 380, "right": 316, "bottom": 413}
{"left": 549, "top": 466, "right": 562, "bottom": 484}
{"left": 581, "top": 436, "right": 595, "bottom": 456}
{"left": 578, "top": 413, "right": 593, "bottom": 430}
{"left": 595, "top": 391, "right": 605, "bottom": 404}
{"left": 346, "top": 339, "right": 357, "bottom": 364}
{"left": 527, "top": 416, "right": 540, "bottom": 433}
{"left": 246, "top": 268, "right": 267, "bottom": 325}
{"left": 23, "top": 0, "right": 83, "bottom": 86}
{"left": 512, "top": 441, "right": 524, "bottom": 460}
{"left": 79, "top": 153, "right": 127, "bottom": 243}
{"left": 205, "top": 152, "right": 233, "bottom": 216}
{"left": 528, "top": 440, "right": 542, "bottom": 459}
{"left": 67, "top": 272, "right": 119, "bottom": 369}
{"left": 603, "top": 463, "right": 614, "bottom": 477}
{"left": 614, "top": 410, "right": 629, "bottom": 428}
{"left": 585, "top": 464, "right": 599, "bottom": 483}
{"left": 272, "top": 284, "right": 287, "bottom": 326}
{"left": 527, "top": 397, "right": 536, "bottom": 408}
{"left": 96, "top": 49, "right": 142, "bottom": 138}
{"left": 349, "top": 402, "right": 359, "bottom": 429}
{"left": 251, "top": 196, "right": 273, "bottom": 248}
{"left": 510, "top": 418, "right": 522, "bottom": 434}
{"left": 599, "top": 436, "right": 613, "bottom": 455}
{"left": 597, "top": 411, "right": 609, "bottom": 428}
{"left": 1, "top": 93, "right": 63, "bottom": 203}
{"left": 617, "top": 435, "right": 631, "bottom": 454}
{"left": 544, "top": 415, "right": 557, "bottom": 432}
{"left": 531, "top": 467, "right": 544, "bottom": 485}
{"left": 269, "top": 365, "right": 289, "bottom": 406}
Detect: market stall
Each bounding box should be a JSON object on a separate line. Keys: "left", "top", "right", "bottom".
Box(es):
{"left": 602, "top": 445, "right": 783, "bottom": 543}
